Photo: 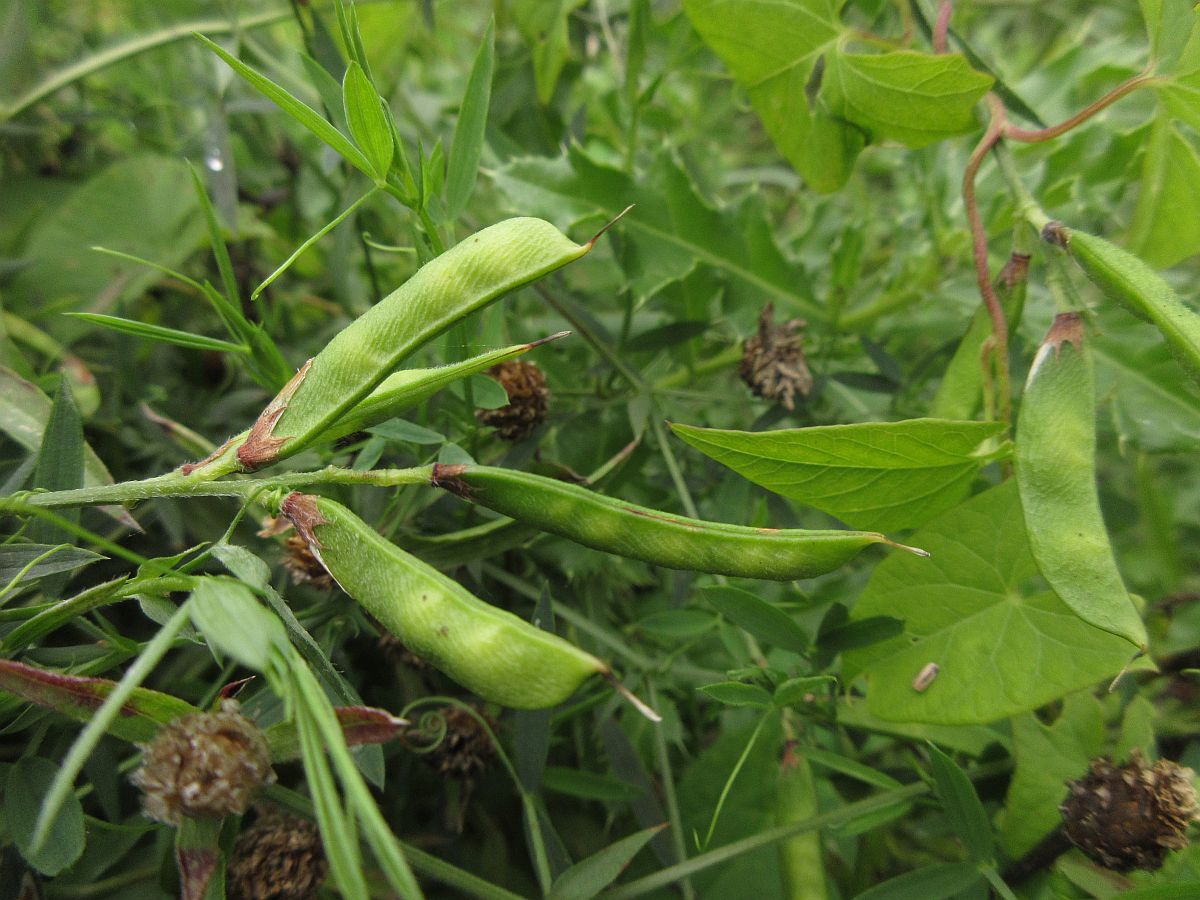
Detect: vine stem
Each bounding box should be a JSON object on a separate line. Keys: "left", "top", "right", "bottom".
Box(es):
{"left": 963, "top": 94, "right": 1011, "bottom": 426}
{"left": 1002, "top": 70, "right": 1157, "bottom": 143}
{"left": 2, "top": 465, "right": 433, "bottom": 511}
{"left": 933, "top": 2, "right": 952, "bottom": 54}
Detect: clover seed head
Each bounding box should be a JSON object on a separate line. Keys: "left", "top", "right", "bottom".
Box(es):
{"left": 739, "top": 303, "right": 813, "bottom": 411}
{"left": 227, "top": 813, "right": 328, "bottom": 900}
{"left": 476, "top": 360, "right": 550, "bottom": 441}
{"left": 132, "top": 701, "right": 275, "bottom": 825}
{"left": 1060, "top": 749, "right": 1198, "bottom": 872}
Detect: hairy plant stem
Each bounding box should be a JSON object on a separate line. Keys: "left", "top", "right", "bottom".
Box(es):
{"left": 963, "top": 95, "right": 1012, "bottom": 427}
{"left": 3, "top": 466, "right": 433, "bottom": 512}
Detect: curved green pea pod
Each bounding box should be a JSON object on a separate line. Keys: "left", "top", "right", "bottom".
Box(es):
{"left": 180, "top": 336, "right": 565, "bottom": 478}
{"left": 238, "top": 218, "right": 599, "bottom": 470}
{"left": 430, "top": 464, "right": 927, "bottom": 581}
{"left": 776, "top": 745, "right": 828, "bottom": 900}
{"left": 1014, "top": 313, "right": 1147, "bottom": 649}
{"left": 1044, "top": 222, "right": 1200, "bottom": 386}
{"left": 280, "top": 492, "right": 607, "bottom": 709}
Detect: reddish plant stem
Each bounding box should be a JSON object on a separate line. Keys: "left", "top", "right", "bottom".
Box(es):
{"left": 1003, "top": 71, "right": 1155, "bottom": 142}
{"left": 933, "top": 1, "right": 952, "bottom": 54}
{"left": 963, "top": 94, "right": 1011, "bottom": 425}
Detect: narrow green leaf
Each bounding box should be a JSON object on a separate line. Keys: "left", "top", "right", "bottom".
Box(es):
{"left": 195, "top": 33, "right": 376, "bottom": 178}
{"left": 7, "top": 757, "right": 86, "bottom": 876}
{"left": 697, "top": 682, "right": 772, "bottom": 708}
{"left": 700, "top": 586, "right": 809, "bottom": 653}
{"left": 542, "top": 767, "right": 645, "bottom": 803}
{"left": 772, "top": 676, "right": 838, "bottom": 709}
{"left": 30, "top": 376, "right": 83, "bottom": 550}
{"left": 0, "top": 543, "right": 103, "bottom": 586}
{"left": 65, "top": 312, "right": 247, "bottom": 353}
{"left": 342, "top": 61, "right": 393, "bottom": 179}
{"left": 0, "top": 659, "right": 196, "bottom": 743}
{"left": 548, "top": 824, "right": 666, "bottom": 900}
{"left": 671, "top": 419, "right": 1005, "bottom": 531}
{"left": 851, "top": 862, "right": 982, "bottom": 900}
{"left": 816, "top": 615, "right": 904, "bottom": 655}
{"left": 188, "top": 163, "right": 242, "bottom": 308}
{"left": 446, "top": 18, "right": 494, "bottom": 218}
{"left": 927, "top": 744, "right": 993, "bottom": 862}
{"left": 795, "top": 745, "right": 903, "bottom": 790}
{"left": 189, "top": 577, "right": 288, "bottom": 671}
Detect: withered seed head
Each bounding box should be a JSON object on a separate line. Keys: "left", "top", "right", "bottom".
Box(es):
{"left": 419, "top": 705, "right": 497, "bottom": 780}
{"left": 227, "top": 814, "right": 328, "bottom": 900}
{"left": 475, "top": 360, "right": 549, "bottom": 441}
{"left": 131, "top": 701, "right": 275, "bottom": 825}
{"left": 1060, "top": 749, "right": 1199, "bottom": 872}
{"left": 739, "top": 304, "right": 813, "bottom": 411}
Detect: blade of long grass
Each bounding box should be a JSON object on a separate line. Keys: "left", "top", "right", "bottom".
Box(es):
{"left": 65, "top": 313, "right": 248, "bottom": 353}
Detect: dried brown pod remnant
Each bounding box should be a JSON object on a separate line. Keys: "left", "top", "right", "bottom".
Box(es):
{"left": 227, "top": 814, "right": 328, "bottom": 900}
{"left": 417, "top": 705, "right": 497, "bottom": 780}
{"left": 131, "top": 701, "right": 275, "bottom": 825}
{"left": 281, "top": 532, "right": 334, "bottom": 588}
{"left": 1060, "top": 750, "right": 1199, "bottom": 872}
{"left": 475, "top": 359, "right": 549, "bottom": 440}
{"left": 740, "top": 304, "right": 813, "bottom": 410}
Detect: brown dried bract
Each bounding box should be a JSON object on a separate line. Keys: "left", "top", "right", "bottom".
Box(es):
{"left": 237, "top": 359, "right": 312, "bottom": 471}
{"left": 279, "top": 491, "right": 329, "bottom": 551}
{"left": 281, "top": 532, "right": 333, "bottom": 588}
{"left": 1045, "top": 311, "right": 1085, "bottom": 354}
{"left": 475, "top": 359, "right": 550, "bottom": 441}
{"left": 1060, "top": 749, "right": 1199, "bottom": 872}
{"left": 430, "top": 463, "right": 471, "bottom": 499}
{"left": 227, "top": 813, "right": 327, "bottom": 900}
{"left": 739, "top": 303, "right": 813, "bottom": 411}
{"left": 131, "top": 701, "right": 275, "bottom": 825}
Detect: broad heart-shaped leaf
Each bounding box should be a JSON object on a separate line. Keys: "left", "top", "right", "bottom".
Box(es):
{"left": 671, "top": 419, "right": 1005, "bottom": 531}
{"left": 0, "top": 659, "right": 197, "bottom": 744}
{"left": 7, "top": 757, "right": 85, "bottom": 876}
{"left": 682, "top": 0, "right": 863, "bottom": 192}
{"left": 821, "top": 49, "right": 993, "bottom": 147}
{"left": 1140, "top": 0, "right": 1200, "bottom": 69}
{"left": 1129, "top": 112, "right": 1200, "bottom": 267}
{"left": 491, "top": 144, "right": 818, "bottom": 316}
{"left": 843, "top": 481, "right": 1141, "bottom": 725}
{"left": 1093, "top": 307, "right": 1200, "bottom": 453}
{"left": 997, "top": 692, "right": 1106, "bottom": 858}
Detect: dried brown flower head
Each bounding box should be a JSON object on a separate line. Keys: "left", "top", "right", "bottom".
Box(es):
{"left": 419, "top": 705, "right": 497, "bottom": 780}
{"left": 281, "top": 532, "right": 333, "bottom": 588}
{"left": 227, "top": 814, "right": 328, "bottom": 900}
{"left": 1060, "top": 750, "right": 1199, "bottom": 872}
{"left": 739, "top": 303, "right": 813, "bottom": 411}
{"left": 131, "top": 701, "right": 275, "bottom": 825}
{"left": 475, "top": 359, "right": 549, "bottom": 441}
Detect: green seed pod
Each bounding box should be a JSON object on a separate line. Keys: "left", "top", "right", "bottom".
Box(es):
{"left": 238, "top": 218, "right": 602, "bottom": 470}
{"left": 776, "top": 744, "right": 828, "bottom": 900}
{"left": 430, "top": 465, "right": 926, "bottom": 581}
{"left": 181, "top": 336, "right": 567, "bottom": 477}
{"left": 1014, "top": 312, "right": 1146, "bottom": 648}
{"left": 1044, "top": 222, "right": 1200, "bottom": 385}
{"left": 280, "top": 492, "right": 607, "bottom": 709}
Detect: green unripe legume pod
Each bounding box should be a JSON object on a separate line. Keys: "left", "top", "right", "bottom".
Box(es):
{"left": 776, "top": 745, "right": 828, "bottom": 900}
{"left": 238, "top": 218, "right": 604, "bottom": 470}
{"left": 1044, "top": 221, "right": 1200, "bottom": 386}
{"left": 1014, "top": 313, "right": 1146, "bottom": 648}
{"left": 180, "top": 335, "right": 567, "bottom": 478}
{"left": 280, "top": 492, "right": 606, "bottom": 709}
{"left": 431, "top": 464, "right": 927, "bottom": 581}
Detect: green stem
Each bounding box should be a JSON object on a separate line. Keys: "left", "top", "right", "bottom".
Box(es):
{"left": 649, "top": 682, "right": 695, "bottom": 900}
{"left": 606, "top": 761, "right": 1010, "bottom": 898}
{"left": 5, "top": 465, "right": 433, "bottom": 511}
{"left": 652, "top": 345, "right": 743, "bottom": 390}
{"left": 981, "top": 865, "right": 1020, "bottom": 900}
{"left": 1, "top": 7, "right": 296, "bottom": 121}
{"left": 991, "top": 141, "right": 1050, "bottom": 235}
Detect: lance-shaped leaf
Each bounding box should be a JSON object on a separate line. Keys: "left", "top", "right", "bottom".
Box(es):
{"left": 671, "top": 419, "right": 1005, "bottom": 531}
{"left": 265, "top": 706, "right": 409, "bottom": 761}
{"left": 0, "top": 659, "right": 197, "bottom": 743}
